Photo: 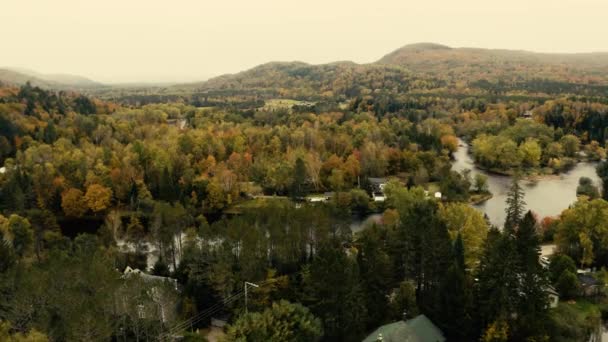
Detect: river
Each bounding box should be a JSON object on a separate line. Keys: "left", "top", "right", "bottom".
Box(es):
{"left": 452, "top": 139, "right": 601, "bottom": 227}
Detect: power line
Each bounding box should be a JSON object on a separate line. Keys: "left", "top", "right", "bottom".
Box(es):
{"left": 157, "top": 291, "right": 244, "bottom": 341}
{"left": 157, "top": 279, "right": 272, "bottom": 341}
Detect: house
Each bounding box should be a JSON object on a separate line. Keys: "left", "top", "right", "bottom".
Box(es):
{"left": 0, "top": 167, "right": 5, "bottom": 174}
{"left": 166, "top": 118, "right": 188, "bottom": 130}
{"left": 362, "top": 314, "right": 445, "bottom": 342}
{"left": 373, "top": 192, "right": 386, "bottom": 202}
{"left": 539, "top": 256, "right": 550, "bottom": 269}
{"left": 578, "top": 273, "right": 601, "bottom": 297}
{"left": 545, "top": 286, "right": 559, "bottom": 308}
{"left": 123, "top": 266, "right": 179, "bottom": 291}
{"left": 307, "top": 192, "right": 335, "bottom": 203}
{"left": 308, "top": 196, "right": 327, "bottom": 203}
{"left": 522, "top": 110, "right": 533, "bottom": 119}
{"left": 434, "top": 192, "right": 442, "bottom": 199}
{"left": 119, "top": 266, "right": 180, "bottom": 324}
{"left": 368, "top": 177, "right": 388, "bottom": 193}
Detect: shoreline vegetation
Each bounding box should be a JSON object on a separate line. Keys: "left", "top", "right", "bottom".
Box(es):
{"left": 459, "top": 138, "right": 599, "bottom": 181}
{"left": 469, "top": 191, "right": 493, "bottom": 205}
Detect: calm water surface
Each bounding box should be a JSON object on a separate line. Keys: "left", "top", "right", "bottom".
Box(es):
{"left": 452, "top": 139, "right": 601, "bottom": 227}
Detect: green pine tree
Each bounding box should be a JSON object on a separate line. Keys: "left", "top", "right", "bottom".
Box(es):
{"left": 475, "top": 228, "right": 519, "bottom": 332}
{"left": 306, "top": 241, "right": 368, "bottom": 341}
{"left": 513, "top": 211, "right": 550, "bottom": 340}
{"left": 290, "top": 157, "right": 307, "bottom": 198}
{"left": 357, "top": 224, "right": 392, "bottom": 329}
{"left": 439, "top": 233, "right": 473, "bottom": 341}
{"left": 504, "top": 177, "right": 526, "bottom": 232}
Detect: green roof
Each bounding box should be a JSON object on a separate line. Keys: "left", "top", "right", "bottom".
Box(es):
{"left": 362, "top": 315, "right": 445, "bottom": 342}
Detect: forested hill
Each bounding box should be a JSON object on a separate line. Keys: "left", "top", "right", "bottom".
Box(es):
{"left": 6, "top": 43, "right": 608, "bottom": 100}
{"left": 169, "top": 61, "right": 440, "bottom": 100}
{"left": 0, "top": 68, "right": 102, "bottom": 89}
{"left": 377, "top": 43, "right": 608, "bottom": 85}
{"left": 165, "top": 43, "right": 608, "bottom": 101}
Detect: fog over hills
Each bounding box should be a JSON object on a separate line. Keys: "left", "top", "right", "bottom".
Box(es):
{"left": 0, "top": 67, "right": 103, "bottom": 89}
{"left": 3, "top": 43, "right": 608, "bottom": 92}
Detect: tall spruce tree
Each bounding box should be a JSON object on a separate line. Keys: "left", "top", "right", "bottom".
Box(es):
{"left": 504, "top": 177, "right": 526, "bottom": 232}
{"left": 439, "top": 233, "right": 473, "bottom": 341}
{"left": 453, "top": 233, "right": 466, "bottom": 271}
{"left": 159, "top": 166, "right": 176, "bottom": 202}
{"left": 357, "top": 224, "right": 392, "bottom": 329}
{"left": 475, "top": 228, "right": 520, "bottom": 332}
{"left": 290, "top": 157, "right": 307, "bottom": 199}
{"left": 305, "top": 241, "right": 367, "bottom": 341}
{"left": 396, "top": 200, "right": 452, "bottom": 321}
{"left": 513, "top": 211, "right": 550, "bottom": 340}
{"left": 597, "top": 161, "right": 608, "bottom": 200}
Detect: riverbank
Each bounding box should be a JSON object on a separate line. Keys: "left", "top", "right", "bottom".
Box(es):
{"left": 471, "top": 163, "right": 582, "bottom": 181}
{"left": 469, "top": 192, "right": 492, "bottom": 205}
{"left": 452, "top": 138, "right": 601, "bottom": 226}
{"left": 455, "top": 139, "right": 589, "bottom": 181}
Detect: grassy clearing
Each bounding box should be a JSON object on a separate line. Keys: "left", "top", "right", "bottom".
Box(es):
{"left": 263, "top": 99, "right": 313, "bottom": 110}
{"left": 225, "top": 197, "right": 291, "bottom": 214}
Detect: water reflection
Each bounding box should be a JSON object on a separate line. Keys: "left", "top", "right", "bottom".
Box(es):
{"left": 452, "top": 139, "right": 601, "bottom": 227}
{"left": 350, "top": 213, "right": 383, "bottom": 233}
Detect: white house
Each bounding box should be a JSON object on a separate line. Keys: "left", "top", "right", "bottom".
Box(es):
{"left": 373, "top": 193, "right": 386, "bottom": 202}
{"left": 368, "top": 177, "right": 388, "bottom": 193}
{"left": 545, "top": 286, "right": 559, "bottom": 308}
{"left": 123, "top": 266, "right": 179, "bottom": 291}
{"left": 308, "top": 195, "right": 329, "bottom": 203}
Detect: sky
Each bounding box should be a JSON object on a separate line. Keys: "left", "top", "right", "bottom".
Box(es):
{"left": 2, "top": 0, "right": 607, "bottom": 83}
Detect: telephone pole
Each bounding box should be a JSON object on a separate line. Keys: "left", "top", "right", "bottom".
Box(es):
{"left": 244, "top": 281, "right": 259, "bottom": 313}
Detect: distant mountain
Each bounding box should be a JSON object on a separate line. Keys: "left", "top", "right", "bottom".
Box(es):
{"left": 0, "top": 69, "right": 55, "bottom": 88}
{"left": 0, "top": 68, "right": 103, "bottom": 89}
{"left": 166, "top": 43, "right": 608, "bottom": 99}
{"left": 376, "top": 43, "right": 608, "bottom": 84}
{"left": 170, "top": 61, "right": 421, "bottom": 99}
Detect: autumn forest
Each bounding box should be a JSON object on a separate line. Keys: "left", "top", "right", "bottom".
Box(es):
{"left": 2, "top": 43, "right": 608, "bottom": 341}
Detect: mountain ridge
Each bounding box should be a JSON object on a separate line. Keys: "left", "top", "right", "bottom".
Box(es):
{"left": 0, "top": 68, "right": 103, "bottom": 90}
{"left": 4, "top": 43, "right": 608, "bottom": 94}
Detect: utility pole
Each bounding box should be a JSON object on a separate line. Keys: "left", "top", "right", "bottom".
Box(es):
{"left": 244, "top": 281, "right": 259, "bottom": 313}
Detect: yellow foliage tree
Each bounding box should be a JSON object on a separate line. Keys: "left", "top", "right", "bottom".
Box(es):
{"left": 481, "top": 319, "right": 509, "bottom": 342}
{"left": 61, "top": 188, "right": 88, "bottom": 218}
{"left": 438, "top": 202, "right": 489, "bottom": 268}
{"left": 441, "top": 135, "right": 459, "bottom": 153}
{"left": 84, "top": 184, "right": 113, "bottom": 213}
{"left": 0, "top": 320, "right": 49, "bottom": 342}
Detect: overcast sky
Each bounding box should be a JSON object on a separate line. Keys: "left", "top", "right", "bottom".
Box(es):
{"left": 2, "top": 0, "right": 607, "bottom": 83}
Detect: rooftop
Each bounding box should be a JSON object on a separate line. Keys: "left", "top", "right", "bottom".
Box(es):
{"left": 362, "top": 315, "right": 445, "bottom": 342}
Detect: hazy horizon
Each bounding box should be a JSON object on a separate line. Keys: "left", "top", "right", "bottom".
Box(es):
{"left": 3, "top": 0, "right": 608, "bottom": 84}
